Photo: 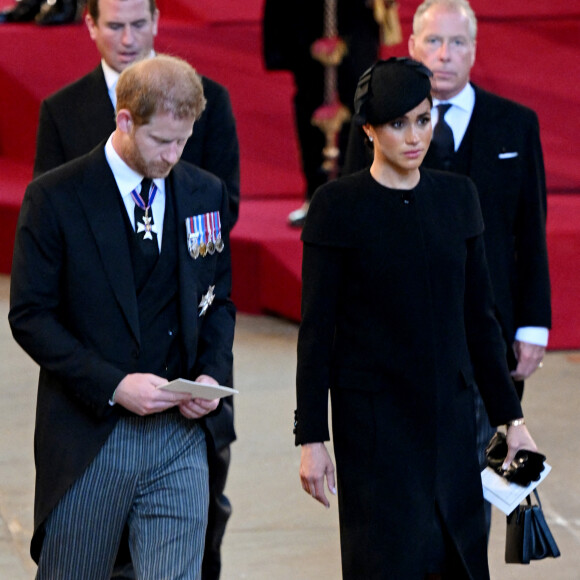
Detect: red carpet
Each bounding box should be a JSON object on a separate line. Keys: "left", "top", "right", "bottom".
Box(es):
{"left": 0, "top": 0, "right": 579, "bottom": 349}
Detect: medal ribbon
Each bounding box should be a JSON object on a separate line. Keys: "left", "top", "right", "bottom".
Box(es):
{"left": 205, "top": 212, "right": 214, "bottom": 244}
{"left": 130, "top": 182, "right": 158, "bottom": 213}
{"left": 211, "top": 212, "right": 221, "bottom": 243}
{"left": 195, "top": 214, "right": 206, "bottom": 246}
{"left": 186, "top": 212, "right": 224, "bottom": 257}
{"left": 214, "top": 212, "right": 222, "bottom": 241}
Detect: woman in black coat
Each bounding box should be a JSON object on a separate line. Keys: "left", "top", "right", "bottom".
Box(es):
{"left": 294, "top": 58, "right": 538, "bottom": 579}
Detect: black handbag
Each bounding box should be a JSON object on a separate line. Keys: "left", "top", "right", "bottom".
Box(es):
{"left": 505, "top": 489, "right": 561, "bottom": 564}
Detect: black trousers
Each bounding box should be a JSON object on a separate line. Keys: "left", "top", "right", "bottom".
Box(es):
{"left": 202, "top": 444, "right": 232, "bottom": 579}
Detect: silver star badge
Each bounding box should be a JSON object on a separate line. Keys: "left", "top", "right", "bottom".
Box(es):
{"left": 137, "top": 215, "right": 159, "bottom": 240}
{"left": 198, "top": 285, "right": 215, "bottom": 317}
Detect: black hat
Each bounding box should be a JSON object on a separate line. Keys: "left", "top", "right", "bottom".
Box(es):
{"left": 353, "top": 57, "right": 433, "bottom": 126}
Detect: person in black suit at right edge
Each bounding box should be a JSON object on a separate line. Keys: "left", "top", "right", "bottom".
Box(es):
{"left": 344, "top": 0, "right": 551, "bottom": 533}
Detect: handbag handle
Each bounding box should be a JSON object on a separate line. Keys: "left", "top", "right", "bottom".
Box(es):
{"left": 525, "top": 489, "right": 542, "bottom": 508}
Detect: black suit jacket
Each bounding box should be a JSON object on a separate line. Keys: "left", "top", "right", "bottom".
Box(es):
{"left": 9, "top": 147, "right": 236, "bottom": 561}
{"left": 33, "top": 64, "right": 239, "bottom": 452}
{"left": 33, "top": 65, "right": 240, "bottom": 229}
{"left": 344, "top": 84, "right": 551, "bottom": 355}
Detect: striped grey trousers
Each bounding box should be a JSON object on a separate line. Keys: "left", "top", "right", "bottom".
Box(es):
{"left": 36, "top": 413, "right": 209, "bottom": 580}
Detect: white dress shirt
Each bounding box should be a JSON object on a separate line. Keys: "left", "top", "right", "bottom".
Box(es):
{"left": 105, "top": 135, "right": 166, "bottom": 251}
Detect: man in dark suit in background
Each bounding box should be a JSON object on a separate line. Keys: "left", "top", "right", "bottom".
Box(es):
{"left": 33, "top": 1, "right": 239, "bottom": 577}
{"left": 34, "top": 0, "right": 240, "bottom": 230}
{"left": 10, "top": 54, "right": 235, "bottom": 578}
{"left": 262, "top": 0, "right": 380, "bottom": 226}
{"left": 344, "top": 0, "right": 551, "bottom": 527}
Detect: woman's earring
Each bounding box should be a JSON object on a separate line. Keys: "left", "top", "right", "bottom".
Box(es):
{"left": 368, "top": 135, "right": 373, "bottom": 143}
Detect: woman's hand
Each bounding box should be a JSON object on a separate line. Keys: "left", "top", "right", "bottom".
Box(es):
{"left": 300, "top": 442, "right": 337, "bottom": 508}
{"left": 503, "top": 423, "right": 538, "bottom": 470}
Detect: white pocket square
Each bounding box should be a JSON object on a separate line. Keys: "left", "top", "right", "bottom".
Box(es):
{"left": 498, "top": 151, "right": 518, "bottom": 159}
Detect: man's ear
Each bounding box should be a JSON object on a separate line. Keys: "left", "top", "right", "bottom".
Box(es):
{"left": 152, "top": 8, "right": 160, "bottom": 36}
{"left": 116, "top": 109, "right": 133, "bottom": 134}
{"left": 408, "top": 35, "right": 416, "bottom": 58}
{"left": 85, "top": 13, "right": 97, "bottom": 41}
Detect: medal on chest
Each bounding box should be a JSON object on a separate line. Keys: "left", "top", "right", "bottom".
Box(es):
{"left": 186, "top": 212, "right": 225, "bottom": 259}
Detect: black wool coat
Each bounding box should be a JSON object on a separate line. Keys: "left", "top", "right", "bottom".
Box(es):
{"left": 295, "top": 168, "right": 523, "bottom": 579}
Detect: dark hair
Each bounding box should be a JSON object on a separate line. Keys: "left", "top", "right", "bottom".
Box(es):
{"left": 87, "top": 0, "right": 157, "bottom": 22}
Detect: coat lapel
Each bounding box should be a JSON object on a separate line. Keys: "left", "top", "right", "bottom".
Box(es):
{"left": 76, "top": 147, "right": 140, "bottom": 343}
{"left": 168, "top": 164, "right": 216, "bottom": 372}
{"left": 83, "top": 67, "right": 117, "bottom": 147}
{"left": 467, "top": 86, "right": 502, "bottom": 192}
{"left": 169, "top": 166, "right": 200, "bottom": 335}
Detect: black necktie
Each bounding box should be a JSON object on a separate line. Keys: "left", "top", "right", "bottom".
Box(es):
{"left": 134, "top": 178, "right": 158, "bottom": 253}
{"left": 432, "top": 104, "right": 454, "bottom": 170}
{"left": 133, "top": 178, "right": 158, "bottom": 289}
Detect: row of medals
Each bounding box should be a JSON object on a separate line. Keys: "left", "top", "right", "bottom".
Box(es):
{"left": 188, "top": 233, "right": 224, "bottom": 259}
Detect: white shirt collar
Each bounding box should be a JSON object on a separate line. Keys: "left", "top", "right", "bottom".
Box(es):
{"left": 104, "top": 134, "right": 164, "bottom": 200}
{"left": 101, "top": 59, "right": 121, "bottom": 94}
{"left": 433, "top": 82, "right": 475, "bottom": 115}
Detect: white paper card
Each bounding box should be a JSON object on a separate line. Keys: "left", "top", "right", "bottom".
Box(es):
{"left": 481, "top": 463, "right": 551, "bottom": 515}
{"left": 158, "top": 378, "right": 238, "bottom": 399}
